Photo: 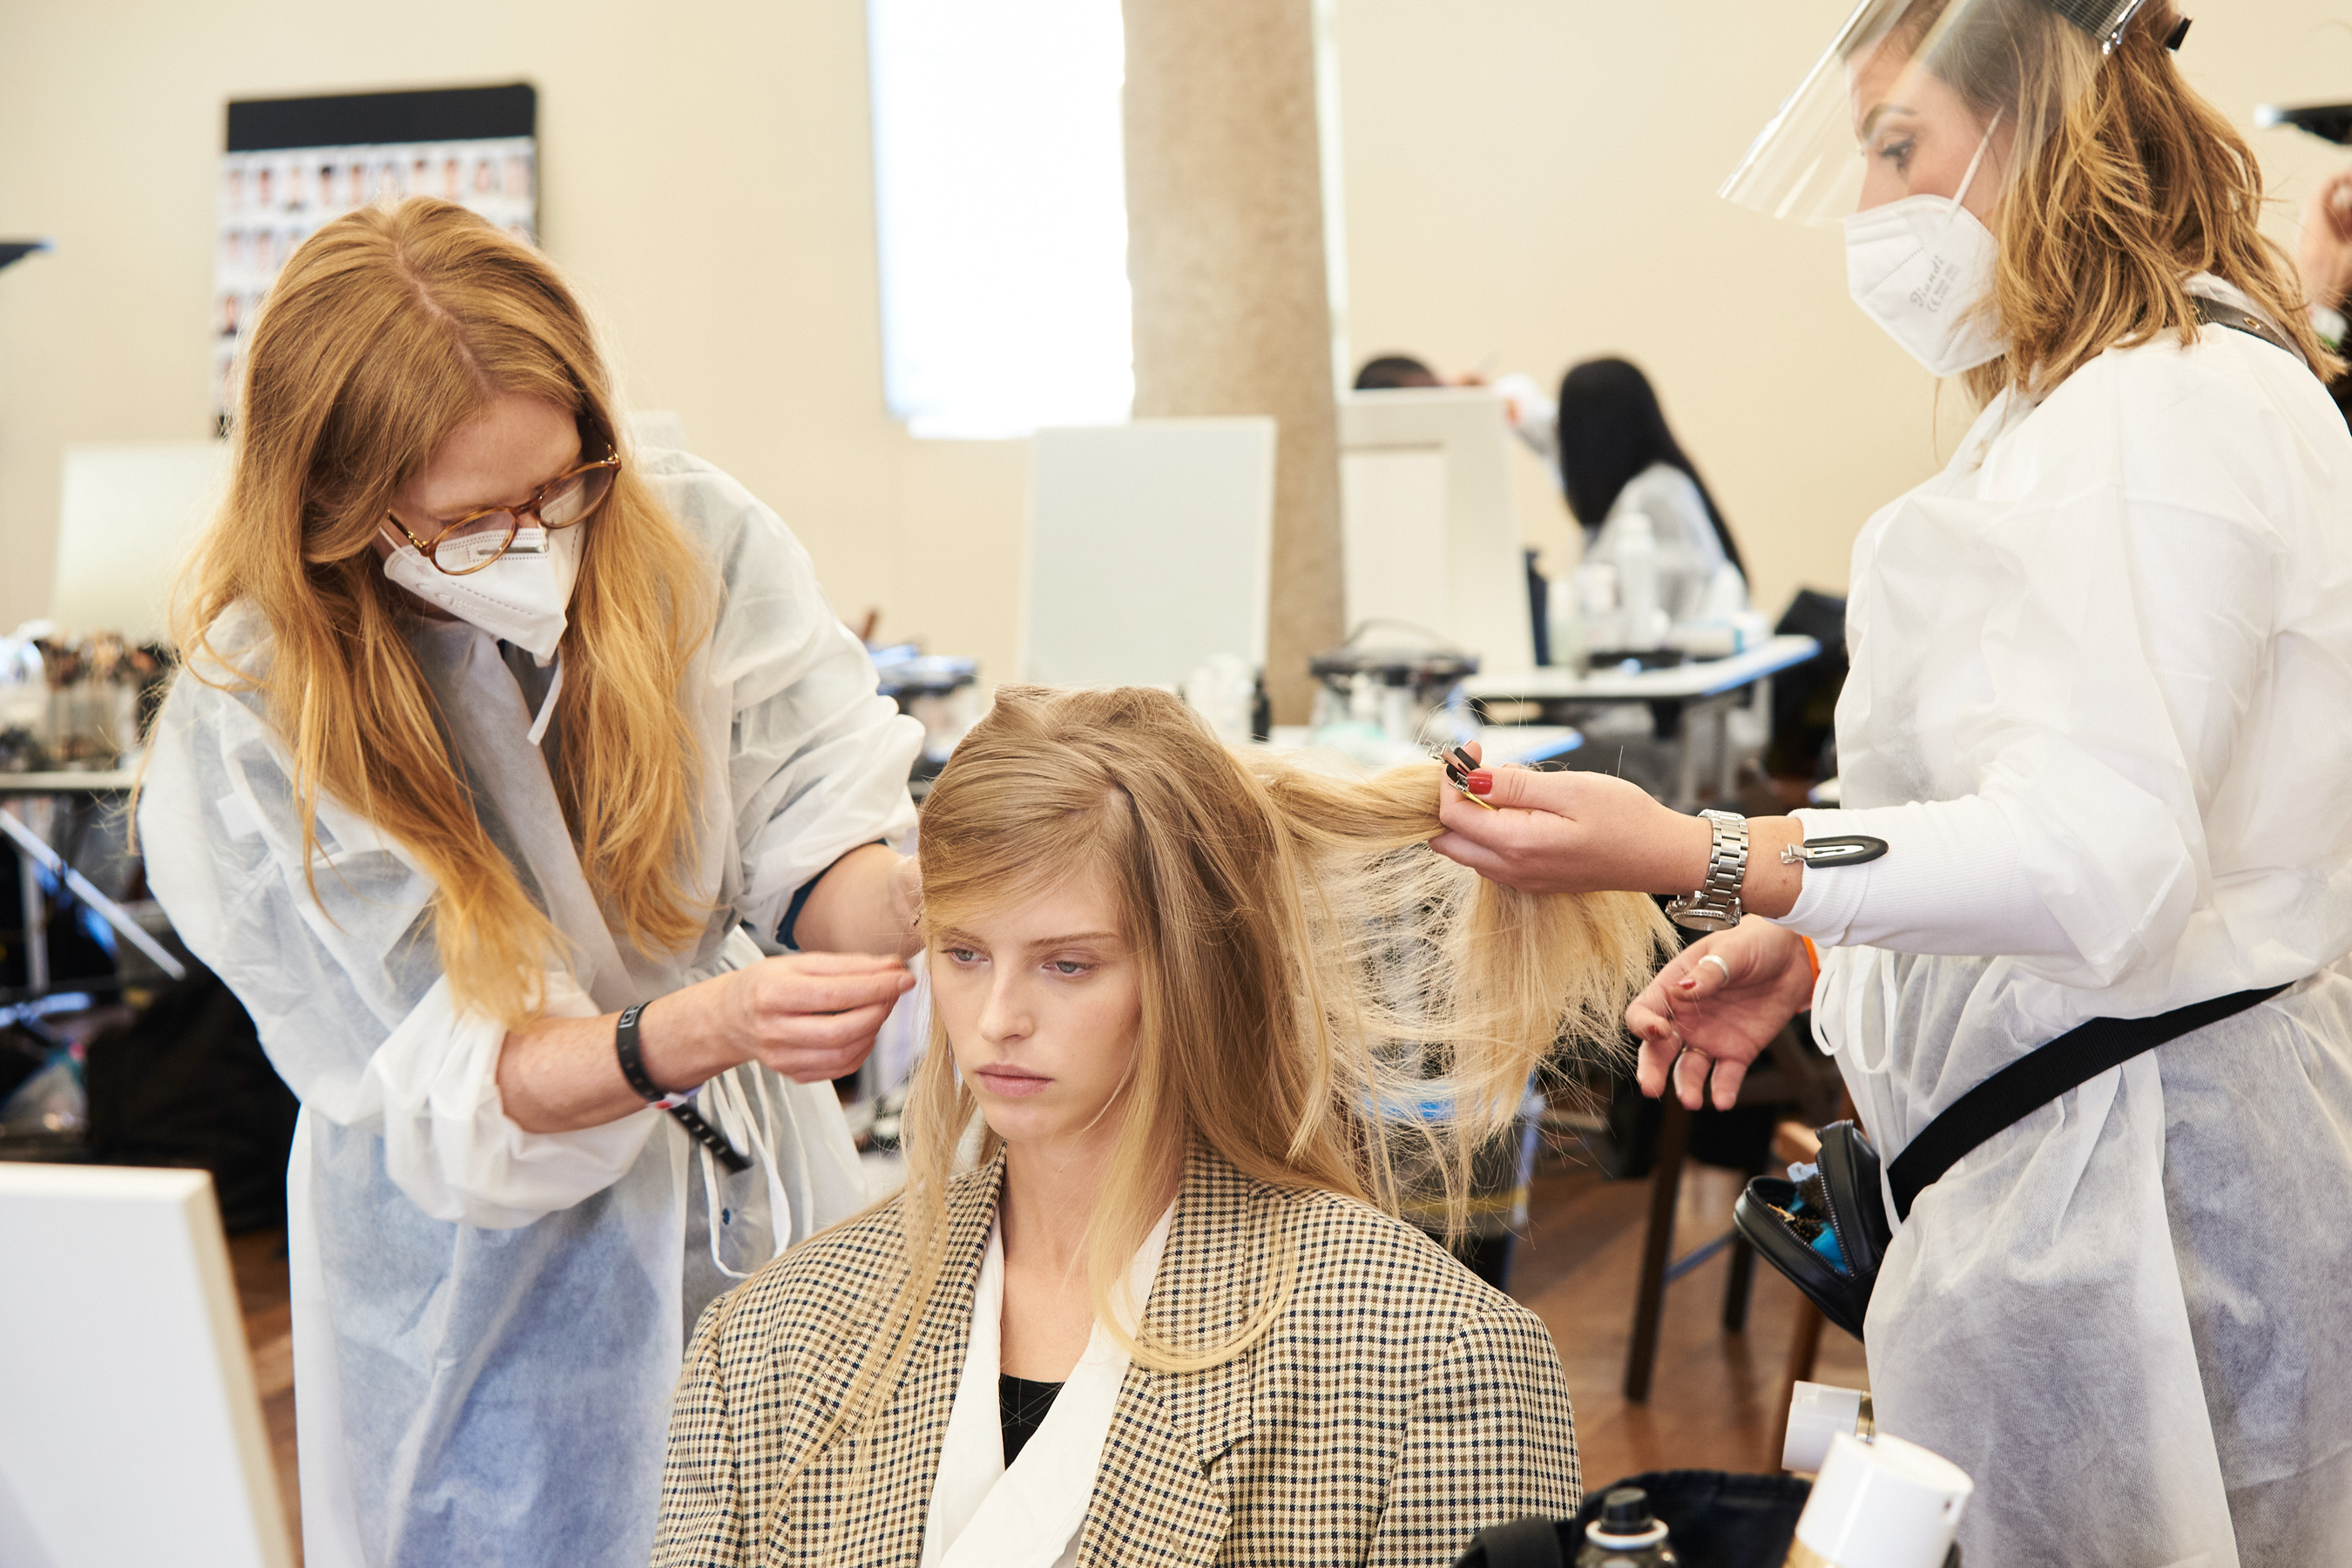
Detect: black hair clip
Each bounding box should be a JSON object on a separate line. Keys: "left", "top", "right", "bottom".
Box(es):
{"left": 1779, "top": 835, "right": 1889, "bottom": 868}
{"left": 1436, "top": 744, "right": 1498, "bottom": 811}
{"left": 2165, "top": 15, "right": 2192, "bottom": 51}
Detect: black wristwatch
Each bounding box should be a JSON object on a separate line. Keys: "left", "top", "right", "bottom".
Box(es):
{"left": 616, "top": 1002, "right": 750, "bottom": 1173}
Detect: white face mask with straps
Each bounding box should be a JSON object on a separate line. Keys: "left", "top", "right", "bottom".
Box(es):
{"left": 379, "top": 522, "right": 584, "bottom": 665}
{"left": 1845, "top": 120, "right": 2006, "bottom": 377}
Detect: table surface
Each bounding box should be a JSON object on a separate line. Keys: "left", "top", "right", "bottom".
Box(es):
{"left": 1462, "top": 634, "right": 1821, "bottom": 703}
{"left": 0, "top": 769, "right": 139, "bottom": 797}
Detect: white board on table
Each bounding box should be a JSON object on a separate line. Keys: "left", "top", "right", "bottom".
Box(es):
{"left": 51, "top": 443, "right": 232, "bottom": 644}
{"left": 1338, "top": 388, "right": 1535, "bottom": 677}
{"left": 1021, "top": 418, "right": 1276, "bottom": 688}
{"left": 0, "top": 1164, "right": 293, "bottom": 1568}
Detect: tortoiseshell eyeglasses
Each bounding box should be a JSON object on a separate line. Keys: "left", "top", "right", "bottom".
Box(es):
{"left": 383, "top": 451, "right": 622, "bottom": 576}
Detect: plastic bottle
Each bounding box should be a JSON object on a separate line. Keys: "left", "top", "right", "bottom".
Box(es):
{"left": 1783, "top": 1380, "right": 1875, "bottom": 1473}
{"left": 1547, "top": 567, "right": 1586, "bottom": 672}
{"left": 1613, "top": 514, "right": 1662, "bottom": 652}
{"left": 1573, "top": 561, "right": 1620, "bottom": 658}
{"left": 1781, "top": 1431, "right": 1970, "bottom": 1568}
{"left": 1575, "top": 1487, "right": 1679, "bottom": 1567}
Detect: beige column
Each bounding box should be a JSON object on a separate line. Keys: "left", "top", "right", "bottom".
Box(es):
{"left": 1122, "top": 0, "right": 1342, "bottom": 725}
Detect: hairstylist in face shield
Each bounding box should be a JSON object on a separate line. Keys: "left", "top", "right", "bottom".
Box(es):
{"left": 1433, "top": 3, "right": 2352, "bottom": 1561}
{"left": 137, "top": 197, "right": 925, "bottom": 1568}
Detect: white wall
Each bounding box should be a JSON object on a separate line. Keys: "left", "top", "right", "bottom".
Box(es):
{"left": 0, "top": 0, "right": 1029, "bottom": 676}
{"left": 3, "top": 1, "right": 2349, "bottom": 666}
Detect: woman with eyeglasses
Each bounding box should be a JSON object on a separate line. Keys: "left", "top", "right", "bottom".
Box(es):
{"left": 137, "top": 197, "right": 925, "bottom": 1568}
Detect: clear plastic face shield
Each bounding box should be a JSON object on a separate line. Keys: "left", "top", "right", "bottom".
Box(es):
{"left": 1720, "top": 0, "right": 2138, "bottom": 226}
{"left": 1722, "top": 0, "right": 2137, "bottom": 374}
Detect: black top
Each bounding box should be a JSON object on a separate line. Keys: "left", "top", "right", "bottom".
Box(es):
{"left": 998, "top": 1374, "right": 1064, "bottom": 1466}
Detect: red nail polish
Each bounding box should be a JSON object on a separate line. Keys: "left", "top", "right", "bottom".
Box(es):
{"left": 1466, "top": 771, "right": 1493, "bottom": 795}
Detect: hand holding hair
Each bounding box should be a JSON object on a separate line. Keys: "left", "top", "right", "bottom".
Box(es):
{"left": 1428, "top": 747, "right": 1804, "bottom": 915}
{"left": 714, "top": 951, "right": 916, "bottom": 1085}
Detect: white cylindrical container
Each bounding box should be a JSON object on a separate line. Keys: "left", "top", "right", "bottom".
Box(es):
{"left": 1547, "top": 572, "right": 1586, "bottom": 670}
{"left": 1377, "top": 680, "right": 1417, "bottom": 742}
{"left": 1785, "top": 1431, "right": 1971, "bottom": 1568}
{"left": 1574, "top": 561, "right": 1621, "bottom": 653}
{"left": 1782, "top": 1381, "right": 1874, "bottom": 1474}
{"left": 1614, "top": 514, "right": 1661, "bottom": 651}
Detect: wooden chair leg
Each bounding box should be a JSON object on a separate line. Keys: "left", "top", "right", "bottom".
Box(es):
{"left": 1767, "top": 1298, "right": 1828, "bottom": 1469}
{"left": 1720, "top": 1230, "right": 1756, "bottom": 1332}
{"left": 1622, "top": 1093, "right": 1689, "bottom": 1402}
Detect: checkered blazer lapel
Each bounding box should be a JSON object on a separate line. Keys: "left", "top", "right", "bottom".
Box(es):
{"left": 756, "top": 1154, "right": 1005, "bottom": 1567}
{"left": 1071, "top": 1148, "right": 1258, "bottom": 1566}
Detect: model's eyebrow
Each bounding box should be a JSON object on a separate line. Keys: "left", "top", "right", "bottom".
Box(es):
{"left": 1023, "top": 930, "right": 1121, "bottom": 954}
{"left": 930, "top": 926, "right": 1123, "bottom": 953}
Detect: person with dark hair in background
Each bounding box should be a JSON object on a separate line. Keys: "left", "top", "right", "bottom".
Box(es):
{"left": 1352, "top": 353, "right": 1446, "bottom": 389}
{"left": 1557, "top": 356, "right": 1747, "bottom": 620}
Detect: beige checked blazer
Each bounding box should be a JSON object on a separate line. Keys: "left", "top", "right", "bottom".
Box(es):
{"left": 655, "top": 1146, "right": 1580, "bottom": 1567}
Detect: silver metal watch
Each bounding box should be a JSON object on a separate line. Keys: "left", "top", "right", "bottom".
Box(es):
{"left": 1666, "top": 809, "right": 1748, "bottom": 933}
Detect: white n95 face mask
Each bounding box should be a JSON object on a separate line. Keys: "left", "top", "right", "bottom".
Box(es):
{"left": 1844, "top": 126, "right": 2006, "bottom": 377}
{"left": 380, "top": 522, "right": 584, "bottom": 664}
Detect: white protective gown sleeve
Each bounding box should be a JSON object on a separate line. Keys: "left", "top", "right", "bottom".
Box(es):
{"left": 1490, "top": 370, "right": 1560, "bottom": 468}
{"left": 1804, "top": 277, "right": 2352, "bottom": 1567}
{"left": 139, "top": 447, "right": 920, "bottom": 1568}
{"left": 1774, "top": 800, "right": 2073, "bottom": 959}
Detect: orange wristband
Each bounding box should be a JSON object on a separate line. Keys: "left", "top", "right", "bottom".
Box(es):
{"left": 1799, "top": 934, "right": 1821, "bottom": 982}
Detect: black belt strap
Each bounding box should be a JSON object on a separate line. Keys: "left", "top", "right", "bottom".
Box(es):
{"left": 1886, "top": 983, "right": 2289, "bottom": 1220}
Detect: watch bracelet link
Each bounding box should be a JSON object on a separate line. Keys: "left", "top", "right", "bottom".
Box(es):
{"left": 1666, "top": 808, "right": 1749, "bottom": 933}
{"left": 615, "top": 1001, "right": 752, "bottom": 1174}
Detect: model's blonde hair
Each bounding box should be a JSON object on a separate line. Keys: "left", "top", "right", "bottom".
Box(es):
{"left": 168, "top": 198, "right": 714, "bottom": 1024}
{"left": 1867, "top": 0, "right": 2337, "bottom": 401}
{"left": 821, "top": 686, "right": 1666, "bottom": 1458}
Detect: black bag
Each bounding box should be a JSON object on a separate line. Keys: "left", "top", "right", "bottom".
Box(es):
{"left": 1455, "top": 1471, "right": 1812, "bottom": 1568}
{"left": 1732, "top": 1119, "right": 1888, "bottom": 1340}
{"left": 84, "top": 969, "right": 299, "bottom": 1233}
{"left": 1732, "top": 983, "right": 2288, "bottom": 1340}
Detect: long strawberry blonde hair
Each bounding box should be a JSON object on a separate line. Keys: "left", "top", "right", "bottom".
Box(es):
{"left": 804, "top": 686, "right": 1667, "bottom": 1469}
{"left": 1864, "top": 0, "right": 2337, "bottom": 402}
{"left": 169, "top": 198, "right": 714, "bottom": 1024}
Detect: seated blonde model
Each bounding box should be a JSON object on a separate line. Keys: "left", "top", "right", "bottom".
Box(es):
{"left": 654, "top": 687, "right": 1668, "bottom": 1568}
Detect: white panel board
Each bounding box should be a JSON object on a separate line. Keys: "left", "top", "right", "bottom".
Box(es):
{"left": 1337, "top": 388, "right": 1535, "bottom": 676}
{"left": 0, "top": 1165, "right": 293, "bottom": 1568}
{"left": 1338, "top": 446, "right": 1450, "bottom": 639}
{"left": 51, "top": 443, "right": 232, "bottom": 644}
{"left": 1021, "top": 418, "right": 1275, "bottom": 688}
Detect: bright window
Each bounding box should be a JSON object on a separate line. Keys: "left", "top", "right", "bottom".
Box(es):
{"left": 866, "top": 0, "right": 1133, "bottom": 439}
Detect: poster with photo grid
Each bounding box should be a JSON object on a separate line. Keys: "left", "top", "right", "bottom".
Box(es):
{"left": 214, "top": 84, "right": 537, "bottom": 429}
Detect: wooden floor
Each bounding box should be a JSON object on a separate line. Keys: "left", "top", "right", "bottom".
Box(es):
{"left": 1511, "top": 1143, "right": 1869, "bottom": 1489}
{"left": 227, "top": 1230, "right": 302, "bottom": 1561}
{"left": 226, "top": 1139, "right": 1865, "bottom": 1552}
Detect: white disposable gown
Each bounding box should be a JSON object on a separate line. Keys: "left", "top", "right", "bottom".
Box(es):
{"left": 1793, "top": 279, "right": 2352, "bottom": 1566}
{"left": 139, "top": 450, "right": 922, "bottom": 1568}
